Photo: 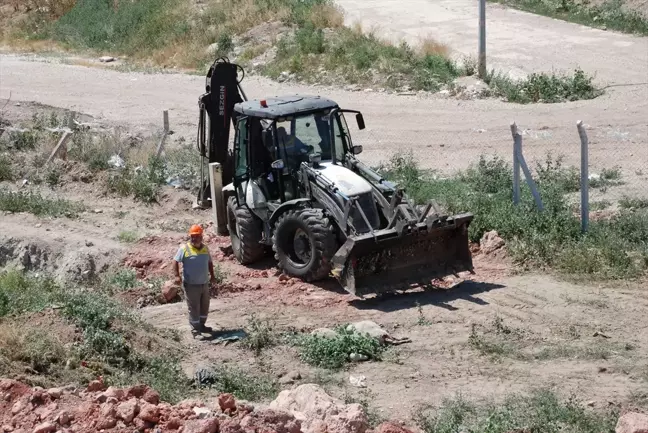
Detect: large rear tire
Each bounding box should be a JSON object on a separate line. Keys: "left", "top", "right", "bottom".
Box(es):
{"left": 272, "top": 208, "right": 337, "bottom": 281}
{"left": 227, "top": 196, "right": 265, "bottom": 265}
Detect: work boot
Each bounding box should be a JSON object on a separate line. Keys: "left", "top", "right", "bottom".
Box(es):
{"left": 200, "top": 324, "right": 213, "bottom": 333}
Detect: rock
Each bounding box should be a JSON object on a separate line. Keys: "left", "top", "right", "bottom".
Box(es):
{"left": 279, "top": 371, "right": 302, "bottom": 385}
{"left": 218, "top": 393, "right": 236, "bottom": 411}
{"left": 616, "top": 412, "right": 648, "bottom": 433}
{"left": 142, "top": 388, "right": 160, "bottom": 405}
{"left": 139, "top": 402, "right": 160, "bottom": 423}
{"left": 375, "top": 422, "right": 415, "bottom": 433}
{"left": 311, "top": 328, "right": 338, "bottom": 339}
{"left": 193, "top": 407, "right": 212, "bottom": 419}
{"left": 99, "top": 56, "right": 115, "bottom": 63}
{"left": 480, "top": 230, "right": 505, "bottom": 255}
{"left": 270, "top": 384, "right": 368, "bottom": 433}
{"left": 116, "top": 399, "right": 139, "bottom": 423}
{"left": 166, "top": 417, "right": 183, "bottom": 430}
{"left": 346, "top": 321, "right": 389, "bottom": 344}
{"left": 240, "top": 408, "right": 302, "bottom": 433}
{"left": 46, "top": 388, "right": 62, "bottom": 399}
{"left": 96, "top": 416, "right": 117, "bottom": 430}
{"left": 11, "top": 400, "right": 25, "bottom": 415}
{"left": 183, "top": 418, "right": 219, "bottom": 433}
{"left": 162, "top": 281, "right": 179, "bottom": 302}
{"left": 101, "top": 386, "right": 126, "bottom": 401}
{"left": 86, "top": 379, "right": 105, "bottom": 392}
{"left": 56, "top": 410, "right": 71, "bottom": 425}
{"left": 32, "top": 423, "right": 56, "bottom": 433}
{"left": 2, "top": 425, "right": 13, "bottom": 432}
{"left": 126, "top": 384, "right": 149, "bottom": 398}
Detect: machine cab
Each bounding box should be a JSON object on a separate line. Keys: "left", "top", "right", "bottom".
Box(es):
{"left": 231, "top": 96, "right": 365, "bottom": 206}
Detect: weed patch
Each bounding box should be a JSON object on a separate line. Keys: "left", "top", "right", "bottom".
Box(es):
{"left": 485, "top": 68, "right": 603, "bottom": 103}
{"left": 293, "top": 326, "right": 385, "bottom": 369}
{"left": 415, "top": 389, "right": 618, "bottom": 433}
{"left": 118, "top": 230, "right": 140, "bottom": 243}
{"left": 0, "top": 188, "right": 85, "bottom": 217}
{"left": 489, "top": 0, "right": 648, "bottom": 36}
{"left": 0, "top": 268, "right": 191, "bottom": 400}
{"left": 378, "top": 152, "right": 648, "bottom": 280}
{"left": 242, "top": 313, "right": 278, "bottom": 356}
{"left": 267, "top": 27, "right": 461, "bottom": 91}
{"left": 193, "top": 364, "right": 278, "bottom": 401}
{"left": 107, "top": 155, "right": 166, "bottom": 204}
{"left": 0, "top": 154, "right": 13, "bottom": 181}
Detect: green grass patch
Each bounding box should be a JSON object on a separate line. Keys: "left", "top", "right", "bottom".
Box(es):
{"left": 485, "top": 68, "right": 603, "bottom": 103}
{"left": 620, "top": 196, "right": 648, "bottom": 209}
{"left": 47, "top": 0, "right": 189, "bottom": 56}
{"left": 0, "top": 268, "right": 191, "bottom": 402}
{"left": 0, "top": 154, "right": 14, "bottom": 182}
{"left": 266, "top": 26, "right": 460, "bottom": 91}
{"left": 118, "top": 230, "right": 140, "bottom": 243}
{"left": 489, "top": 0, "right": 648, "bottom": 36}
{"left": 415, "top": 389, "right": 618, "bottom": 433}
{"left": 378, "top": 152, "right": 648, "bottom": 280}
{"left": 107, "top": 155, "right": 166, "bottom": 204}
{"left": 0, "top": 189, "right": 85, "bottom": 217}
{"left": 193, "top": 364, "right": 278, "bottom": 401}
{"left": 292, "top": 326, "right": 385, "bottom": 369}
{"left": 242, "top": 313, "right": 278, "bottom": 356}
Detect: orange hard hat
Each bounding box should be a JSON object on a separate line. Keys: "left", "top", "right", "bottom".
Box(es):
{"left": 189, "top": 224, "right": 203, "bottom": 235}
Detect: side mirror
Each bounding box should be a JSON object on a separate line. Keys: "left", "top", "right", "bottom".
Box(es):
{"left": 356, "top": 113, "right": 365, "bottom": 130}
{"left": 351, "top": 145, "right": 363, "bottom": 155}
{"left": 271, "top": 159, "right": 285, "bottom": 170}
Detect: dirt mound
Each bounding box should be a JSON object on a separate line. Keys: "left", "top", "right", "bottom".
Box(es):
{"left": 0, "top": 378, "right": 416, "bottom": 433}
{"left": 0, "top": 379, "right": 300, "bottom": 432}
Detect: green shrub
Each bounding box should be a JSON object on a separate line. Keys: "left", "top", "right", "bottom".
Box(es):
{"left": 486, "top": 68, "right": 603, "bottom": 103}
{"left": 488, "top": 0, "right": 648, "bottom": 36}
{"left": 415, "top": 389, "right": 617, "bottom": 433}
{"left": 0, "top": 155, "right": 13, "bottom": 181}
{"left": 294, "top": 326, "right": 385, "bottom": 369}
{"left": 51, "top": 0, "right": 189, "bottom": 55}
{"left": 0, "top": 189, "right": 84, "bottom": 217}
{"left": 193, "top": 364, "right": 278, "bottom": 401}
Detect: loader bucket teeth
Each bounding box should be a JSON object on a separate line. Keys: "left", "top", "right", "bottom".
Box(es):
{"left": 331, "top": 213, "right": 474, "bottom": 297}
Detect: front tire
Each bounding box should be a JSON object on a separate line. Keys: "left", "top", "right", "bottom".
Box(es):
{"left": 272, "top": 208, "right": 337, "bottom": 281}
{"left": 227, "top": 196, "right": 265, "bottom": 265}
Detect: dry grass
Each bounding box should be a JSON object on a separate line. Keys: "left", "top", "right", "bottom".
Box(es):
{"left": 418, "top": 35, "right": 450, "bottom": 57}
{"left": 308, "top": 2, "right": 344, "bottom": 28}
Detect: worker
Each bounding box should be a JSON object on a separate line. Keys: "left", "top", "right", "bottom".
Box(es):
{"left": 173, "top": 224, "right": 218, "bottom": 336}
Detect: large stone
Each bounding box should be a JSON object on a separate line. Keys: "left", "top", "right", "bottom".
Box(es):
{"left": 346, "top": 321, "right": 389, "bottom": 344}
{"left": 32, "top": 423, "right": 56, "bottom": 433}
{"left": 138, "top": 402, "right": 160, "bottom": 423}
{"left": 162, "top": 280, "right": 179, "bottom": 302}
{"left": 480, "top": 230, "right": 505, "bottom": 255}
{"left": 183, "top": 418, "right": 219, "bottom": 433}
{"left": 616, "top": 413, "right": 648, "bottom": 433}
{"left": 116, "top": 399, "right": 139, "bottom": 423}
{"left": 270, "top": 384, "right": 368, "bottom": 433}
{"left": 218, "top": 393, "right": 236, "bottom": 411}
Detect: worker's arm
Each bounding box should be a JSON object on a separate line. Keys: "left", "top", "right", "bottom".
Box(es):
{"left": 173, "top": 247, "right": 184, "bottom": 285}
{"left": 208, "top": 256, "right": 216, "bottom": 282}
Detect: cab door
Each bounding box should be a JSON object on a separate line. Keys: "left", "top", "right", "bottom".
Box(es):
{"left": 232, "top": 115, "right": 249, "bottom": 204}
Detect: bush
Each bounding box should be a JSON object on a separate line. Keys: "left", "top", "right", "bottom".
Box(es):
{"left": 51, "top": 0, "right": 189, "bottom": 55}
{"left": 294, "top": 326, "right": 385, "bottom": 369}
{"left": 486, "top": 68, "right": 603, "bottom": 103}
{"left": 0, "top": 155, "right": 13, "bottom": 181}
{"left": 415, "top": 389, "right": 618, "bottom": 433}
{"left": 0, "top": 188, "right": 85, "bottom": 217}
{"left": 193, "top": 364, "right": 278, "bottom": 401}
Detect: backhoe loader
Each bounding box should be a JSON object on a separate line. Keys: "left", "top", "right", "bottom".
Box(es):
{"left": 195, "top": 57, "right": 474, "bottom": 297}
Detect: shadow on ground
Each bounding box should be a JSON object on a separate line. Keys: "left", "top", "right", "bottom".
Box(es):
{"left": 348, "top": 280, "right": 506, "bottom": 312}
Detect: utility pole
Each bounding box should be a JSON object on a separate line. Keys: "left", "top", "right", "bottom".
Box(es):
{"left": 479, "top": 0, "right": 486, "bottom": 79}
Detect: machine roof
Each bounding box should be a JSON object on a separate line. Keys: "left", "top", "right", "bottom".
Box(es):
{"left": 234, "top": 95, "right": 339, "bottom": 119}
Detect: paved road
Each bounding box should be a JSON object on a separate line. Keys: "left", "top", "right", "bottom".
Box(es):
{"left": 335, "top": 0, "right": 648, "bottom": 84}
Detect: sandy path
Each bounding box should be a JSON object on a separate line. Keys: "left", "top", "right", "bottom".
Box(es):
{"left": 335, "top": 0, "right": 648, "bottom": 84}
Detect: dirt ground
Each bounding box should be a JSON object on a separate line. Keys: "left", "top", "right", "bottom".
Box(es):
{"left": 1, "top": 101, "right": 647, "bottom": 425}
{"left": 1, "top": 2, "right": 647, "bottom": 423}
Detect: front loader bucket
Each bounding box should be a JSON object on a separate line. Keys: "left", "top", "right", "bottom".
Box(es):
{"left": 331, "top": 213, "right": 474, "bottom": 297}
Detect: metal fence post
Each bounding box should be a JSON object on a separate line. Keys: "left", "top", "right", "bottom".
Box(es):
{"left": 577, "top": 120, "right": 589, "bottom": 232}
{"left": 478, "top": 0, "right": 487, "bottom": 79}
{"left": 510, "top": 122, "right": 521, "bottom": 205}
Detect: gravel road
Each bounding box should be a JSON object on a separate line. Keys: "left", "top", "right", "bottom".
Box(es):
{"left": 0, "top": 2, "right": 646, "bottom": 178}
{"left": 335, "top": 0, "right": 648, "bottom": 84}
